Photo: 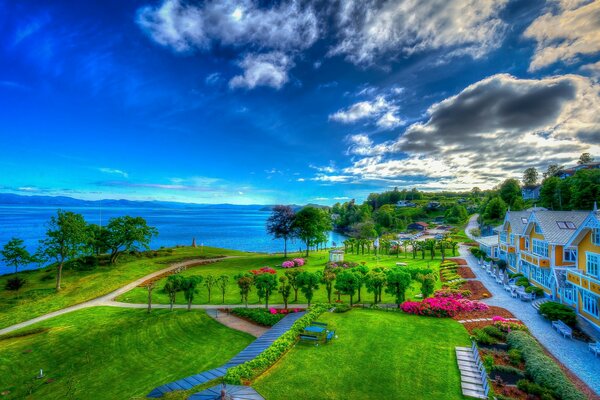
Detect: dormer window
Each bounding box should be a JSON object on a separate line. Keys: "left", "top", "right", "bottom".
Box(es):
{"left": 593, "top": 229, "right": 600, "bottom": 246}
{"left": 557, "top": 221, "right": 576, "bottom": 230}
{"left": 534, "top": 224, "right": 542, "bottom": 234}
{"left": 521, "top": 217, "right": 528, "bottom": 224}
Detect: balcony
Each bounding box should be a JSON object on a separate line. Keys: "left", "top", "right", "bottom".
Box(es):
{"left": 520, "top": 250, "right": 550, "bottom": 268}
{"left": 567, "top": 270, "right": 600, "bottom": 296}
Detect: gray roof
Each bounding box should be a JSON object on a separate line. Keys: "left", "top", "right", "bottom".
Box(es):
{"left": 504, "top": 211, "right": 530, "bottom": 234}
{"left": 529, "top": 211, "right": 589, "bottom": 244}
{"left": 476, "top": 235, "right": 499, "bottom": 247}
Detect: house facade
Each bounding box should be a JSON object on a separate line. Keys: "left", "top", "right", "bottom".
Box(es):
{"left": 521, "top": 185, "right": 541, "bottom": 200}
{"left": 496, "top": 206, "right": 600, "bottom": 331}
{"left": 408, "top": 222, "right": 428, "bottom": 231}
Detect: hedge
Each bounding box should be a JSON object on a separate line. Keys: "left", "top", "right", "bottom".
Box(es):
{"left": 538, "top": 302, "right": 577, "bottom": 327}
{"left": 506, "top": 331, "right": 585, "bottom": 400}
{"left": 224, "top": 304, "right": 329, "bottom": 384}
{"left": 230, "top": 308, "right": 286, "bottom": 326}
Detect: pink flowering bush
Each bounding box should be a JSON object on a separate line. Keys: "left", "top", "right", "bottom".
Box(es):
{"left": 281, "top": 258, "right": 306, "bottom": 268}
{"left": 251, "top": 267, "right": 277, "bottom": 275}
{"left": 293, "top": 258, "right": 305, "bottom": 267}
{"left": 401, "top": 296, "right": 489, "bottom": 318}
{"left": 492, "top": 316, "right": 528, "bottom": 332}
{"left": 268, "top": 307, "right": 302, "bottom": 315}
{"left": 281, "top": 261, "right": 295, "bottom": 268}
{"left": 325, "top": 261, "right": 358, "bottom": 270}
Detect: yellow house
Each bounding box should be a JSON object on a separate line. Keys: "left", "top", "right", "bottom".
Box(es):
{"left": 563, "top": 207, "right": 600, "bottom": 329}
{"left": 518, "top": 210, "right": 588, "bottom": 296}
{"left": 498, "top": 210, "right": 529, "bottom": 273}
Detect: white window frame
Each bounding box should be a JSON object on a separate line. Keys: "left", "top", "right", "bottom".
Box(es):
{"left": 564, "top": 248, "right": 577, "bottom": 262}
{"left": 582, "top": 290, "right": 599, "bottom": 318}
{"left": 593, "top": 229, "right": 600, "bottom": 246}
{"left": 534, "top": 224, "right": 542, "bottom": 234}
{"left": 532, "top": 239, "right": 548, "bottom": 258}
{"left": 586, "top": 253, "right": 599, "bottom": 278}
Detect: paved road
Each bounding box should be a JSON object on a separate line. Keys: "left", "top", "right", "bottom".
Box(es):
{"left": 462, "top": 215, "right": 600, "bottom": 395}
{"left": 0, "top": 257, "right": 232, "bottom": 335}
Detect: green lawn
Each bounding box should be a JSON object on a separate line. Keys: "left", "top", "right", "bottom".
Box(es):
{"left": 0, "top": 307, "right": 253, "bottom": 400}
{"left": 116, "top": 250, "right": 449, "bottom": 306}
{"left": 0, "top": 246, "right": 243, "bottom": 329}
{"left": 253, "top": 309, "right": 470, "bottom": 400}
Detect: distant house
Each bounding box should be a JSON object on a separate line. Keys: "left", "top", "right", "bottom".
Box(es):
{"left": 476, "top": 235, "right": 500, "bottom": 259}
{"left": 522, "top": 185, "right": 541, "bottom": 200}
{"left": 557, "top": 162, "right": 600, "bottom": 179}
{"left": 396, "top": 200, "right": 417, "bottom": 208}
{"left": 408, "top": 222, "right": 428, "bottom": 231}
{"left": 427, "top": 201, "right": 441, "bottom": 210}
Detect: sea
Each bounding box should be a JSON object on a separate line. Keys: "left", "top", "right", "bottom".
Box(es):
{"left": 0, "top": 205, "right": 346, "bottom": 274}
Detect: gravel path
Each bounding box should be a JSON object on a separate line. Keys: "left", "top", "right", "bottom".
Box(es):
{"left": 205, "top": 309, "right": 268, "bottom": 338}
{"left": 463, "top": 215, "right": 600, "bottom": 395}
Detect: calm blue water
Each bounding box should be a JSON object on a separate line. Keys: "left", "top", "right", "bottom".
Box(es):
{"left": 0, "top": 205, "right": 345, "bottom": 274}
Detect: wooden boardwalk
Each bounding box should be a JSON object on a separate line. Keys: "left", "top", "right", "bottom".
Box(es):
{"left": 147, "top": 311, "right": 306, "bottom": 398}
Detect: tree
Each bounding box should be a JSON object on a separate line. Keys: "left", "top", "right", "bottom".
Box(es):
{"left": 85, "top": 224, "right": 110, "bottom": 256}
{"left": 39, "top": 210, "right": 88, "bottom": 291}
{"left": 499, "top": 179, "right": 521, "bottom": 206}
{"left": 540, "top": 177, "right": 562, "bottom": 209}
{"left": 105, "top": 216, "right": 158, "bottom": 264}
{"left": 445, "top": 205, "right": 468, "bottom": 224}
{"left": 334, "top": 271, "right": 360, "bottom": 305}
{"left": 278, "top": 276, "right": 292, "bottom": 309}
{"left": 543, "top": 164, "right": 564, "bottom": 180}
{"left": 365, "top": 270, "right": 386, "bottom": 304}
{"left": 204, "top": 274, "right": 216, "bottom": 303}
{"left": 448, "top": 240, "right": 458, "bottom": 256}
{"left": 293, "top": 207, "right": 332, "bottom": 257}
{"left": 266, "top": 205, "right": 297, "bottom": 257}
{"left": 522, "top": 167, "right": 539, "bottom": 187}
{"left": 385, "top": 269, "right": 412, "bottom": 308}
{"left": 284, "top": 268, "right": 303, "bottom": 302}
{"left": 321, "top": 269, "right": 336, "bottom": 303}
{"left": 254, "top": 273, "right": 278, "bottom": 309}
{"left": 217, "top": 275, "right": 229, "bottom": 303}
{"left": 352, "top": 265, "right": 369, "bottom": 302}
{"left": 234, "top": 273, "right": 253, "bottom": 307}
{"left": 182, "top": 276, "right": 203, "bottom": 311}
{"left": 421, "top": 274, "right": 435, "bottom": 299}
{"left": 570, "top": 169, "right": 600, "bottom": 210}
{"left": 145, "top": 281, "right": 156, "bottom": 313}
{"left": 578, "top": 153, "right": 594, "bottom": 165}
{"left": 163, "top": 275, "right": 184, "bottom": 311}
{"left": 483, "top": 197, "right": 507, "bottom": 221}
{"left": 1, "top": 237, "right": 32, "bottom": 275}
{"left": 297, "top": 271, "right": 320, "bottom": 307}
{"left": 424, "top": 239, "right": 436, "bottom": 260}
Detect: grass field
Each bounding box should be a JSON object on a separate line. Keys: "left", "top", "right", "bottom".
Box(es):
{"left": 0, "top": 246, "right": 243, "bottom": 329}
{"left": 253, "top": 309, "right": 470, "bottom": 400}
{"left": 0, "top": 307, "right": 253, "bottom": 400}
{"left": 116, "top": 249, "right": 451, "bottom": 306}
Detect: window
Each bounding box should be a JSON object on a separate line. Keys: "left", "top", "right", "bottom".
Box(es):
{"left": 582, "top": 291, "right": 599, "bottom": 318}
{"left": 593, "top": 229, "right": 600, "bottom": 246}
{"left": 564, "top": 248, "right": 577, "bottom": 262}
{"left": 534, "top": 224, "right": 542, "bottom": 234}
{"left": 563, "top": 284, "right": 576, "bottom": 303}
{"left": 532, "top": 239, "right": 548, "bottom": 257}
{"left": 521, "top": 217, "right": 528, "bottom": 224}
{"left": 500, "top": 232, "right": 507, "bottom": 243}
{"left": 530, "top": 265, "right": 553, "bottom": 288}
{"left": 557, "top": 221, "right": 576, "bottom": 230}
{"left": 520, "top": 260, "right": 530, "bottom": 277}
{"left": 587, "top": 253, "right": 599, "bottom": 277}
{"left": 524, "top": 238, "right": 530, "bottom": 250}
{"left": 510, "top": 234, "right": 515, "bottom": 245}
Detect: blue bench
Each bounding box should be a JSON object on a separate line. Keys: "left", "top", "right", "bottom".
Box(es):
{"left": 299, "top": 334, "right": 320, "bottom": 345}
{"left": 326, "top": 330, "right": 335, "bottom": 342}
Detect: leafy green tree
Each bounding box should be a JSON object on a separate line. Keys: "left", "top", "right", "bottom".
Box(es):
{"left": 297, "top": 271, "right": 321, "bottom": 307}
{"left": 483, "top": 197, "right": 507, "bottom": 221}
{"left": 522, "top": 167, "right": 539, "bottom": 187}
{"left": 234, "top": 273, "right": 253, "bottom": 307}
{"left": 424, "top": 239, "right": 436, "bottom": 260}
{"left": 499, "top": 179, "right": 521, "bottom": 206}
{"left": 85, "top": 224, "right": 110, "bottom": 256}
{"left": 254, "top": 273, "right": 278, "bottom": 309}
{"left": 570, "top": 169, "right": 600, "bottom": 210}
{"left": 334, "top": 270, "right": 360, "bottom": 305}
{"left": 385, "top": 269, "right": 412, "bottom": 308}
{"left": 543, "top": 164, "right": 564, "bottom": 179}
{"left": 105, "top": 216, "right": 158, "bottom": 264}
{"left": 421, "top": 274, "right": 435, "bottom": 299}
{"left": 1, "top": 237, "right": 32, "bottom": 275}
{"left": 578, "top": 152, "right": 594, "bottom": 165}
{"left": 511, "top": 196, "right": 525, "bottom": 211}
{"left": 365, "top": 270, "right": 387, "bottom": 304}
{"left": 39, "top": 210, "right": 88, "bottom": 291}
{"left": 278, "top": 276, "right": 292, "bottom": 309}
{"left": 352, "top": 265, "right": 369, "bottom": 302}
{"left": 540, "top": 177, "right": 562, "bottom": 209}
{"left": 204, "top": 274, "right": 216, "bottom": 303}
{"left": 217, "top": 275, "right": 229, "bottom": 303}
{"left": 163, "top": 275, "right": 184, "bottom": 311}
{"left": 182, "top": 276, "right": 203, "bottom": 311}
{"left": 445, "top": 204, "right": 468, "bottom": 224}
{"left": 321, "top": 269, "right": 336, "bottom": 303}
{"left": 284, "top": 268, "right": 303, "bottom": 302}
{"left": 293, "top": 207, "right": 332, "bottom": 256}
{"left": 266, "top": 205, "right": 297, "bottom": 257}
{"left": 448, "top": 240, "right": 458, "bottom": 256}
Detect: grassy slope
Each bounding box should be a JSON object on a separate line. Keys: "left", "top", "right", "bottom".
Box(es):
{"left": 0, "top": 246, "right": 243, "bottom": 329}
{"left": 254, "top": 309, "right": 470, "bottom": 400}
{"left": 116, "top": 250, "right": 452, "bottom": 306}
{"left": 0, "top": 307, "right": 253, "bottom": 400}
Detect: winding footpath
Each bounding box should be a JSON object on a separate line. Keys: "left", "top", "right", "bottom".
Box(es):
{"left": 465, "top": 215, "right": 600, "bottom": 395}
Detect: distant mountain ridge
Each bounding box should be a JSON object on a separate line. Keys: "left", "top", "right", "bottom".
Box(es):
{"left": 0, "top": 193, "right": 327, "bottom": 210}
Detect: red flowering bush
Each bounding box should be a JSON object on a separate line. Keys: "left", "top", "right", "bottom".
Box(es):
{"left": 401, "top": 296, "right": 489, "bottom": 318}
{"left": 492, "top": 316, "right": 528, "bottom": 332}
{"left": 250, "top": 267, "right": 277, "bottom": 275}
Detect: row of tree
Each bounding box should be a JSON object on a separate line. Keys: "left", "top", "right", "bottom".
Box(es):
{"left": 341, "top": 237, "right": 459, "bottom": 260}
{"left": 1, "top": 210, "right": 157, "bottom": 291}
{"left": 266, "top": 205, "right": 332, "bottom": 257}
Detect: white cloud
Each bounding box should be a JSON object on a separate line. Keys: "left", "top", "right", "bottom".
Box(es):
{"left": 99, "top": 167, "right": 128, "bottom": 178}
{"left": 205, "top": 72, "right": 222, "bottom": 85}
{"left": 136, "top": 0, "right": 319, "bottom": 53}
{"left": 319, "top": 74, "right": 600, "bottom": 190}
{"left": 329, "top": 0, "right": 508, "bottom": 65}
{"left": 524, "top": 0, "right": 600, "bottom": 71}
{"left": 329, "top": 96, "right": 403, "bottom": 129}
{"left": 581, "top": 61, "right": 600, "bottom": 78}
{"left": 229, "top": 52, "right": 293, "bottom": 90}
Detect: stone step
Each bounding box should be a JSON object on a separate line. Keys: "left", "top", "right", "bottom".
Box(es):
{"left": 462, "top": 388, "right": 487, "bottom": 399}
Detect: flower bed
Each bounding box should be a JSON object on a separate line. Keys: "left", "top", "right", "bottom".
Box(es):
{"left": 459, "top": 280, "right": 492, "bottom": 300}
{"left": 230, "top": 308, "right": 286, "bottom": 326}
{"left": 446, "top": 258, "right": 467, "bottom": 265}
{"left": 456, "top": 267, "right": 476, "bottom": 279}
{"left": 250, "top": 267, "right": 277, "bottom": 275}
{"left": 281, "top": 258, "right": 306, "bottom": 268}
{"left": 326, "top": 261, "right": 359, "bottom": 269}
{"left": 401, "top": 295, "right": 488, "bottom": 318}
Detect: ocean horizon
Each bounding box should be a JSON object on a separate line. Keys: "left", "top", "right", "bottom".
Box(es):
{"left": 0, "top": 204, "right": 346, "bottom": 274}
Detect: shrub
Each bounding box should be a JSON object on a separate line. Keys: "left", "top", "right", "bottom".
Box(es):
{"left": 509, "top": 272, "right": 524, "bottom": 279}
{"left": 507, "top": 331, "right": 585, "bottom": 400}
{"left": 482, "top": 325, "right": 505, "bottom": 340}
{"left": 5, "top": 276, "right": 26, "bottom": 291}
{"left": 517, "top": 379, "right": 555, "bottom": 399}
{"left": 472, "top": 329, "right": 497, "bottom": 345}
{"left": 230, "top": 308, "right": 285, "bottom": 326}
{"left": 482, "top": 354, "right": 494, "bottom": 370}
{"left": 515, "top": 277, "right": 530, "bottom": 287}
{"left": 434, "top": 288, "right": 472, "bottom": 298}
{"left": 491, "top": 364, "right": 525, "bottom": 378}
{"left": 538, "top": 302, "right": 577, "bottom": 327}
{"left": 250, "top": 267, "right": 277, "bottom": 275}
{"left": 332, "top": 303, "right": 351, "bottom": 313}
{"left": 508, "top": 348, "right": 522, "bottom": 366}
{"left": 525, "top": 286, "right": 544, "bottom": 297}
{"left": 281, "top": 261, "right": 295, "bottom": 268}
{"left": 224, "top": 304, "right": 329, "bottom": 385}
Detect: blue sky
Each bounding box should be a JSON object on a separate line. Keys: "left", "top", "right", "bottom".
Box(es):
{"left": 0, "top": 0, "right": 599, "bottom": 205}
